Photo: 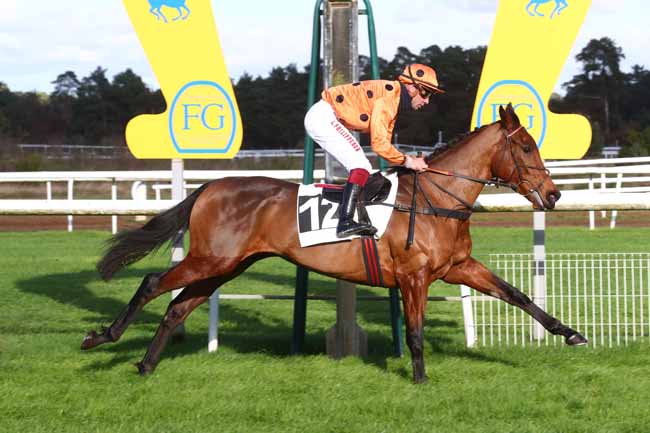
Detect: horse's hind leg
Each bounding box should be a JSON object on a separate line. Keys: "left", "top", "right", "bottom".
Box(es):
{"left": 81, "top": 272, "right": 162, "bottom": 350}
{"left": 443, "top": 257, "right": 588, "bottom": 345}
{"left": 81, "top": 255, "right": 222, "bottom": 350}
{"left": 136, "top": 277, "right": 218, "bottom": 375}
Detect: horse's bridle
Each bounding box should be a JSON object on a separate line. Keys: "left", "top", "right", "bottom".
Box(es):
{"left": 391, "top": 125, "right": 552, "bottom": 248}
{"left": 493, "top": 125, "right": 551, "bottom": 202}
{"left": 421, "top": 125, "right": 550, "bottom": 205}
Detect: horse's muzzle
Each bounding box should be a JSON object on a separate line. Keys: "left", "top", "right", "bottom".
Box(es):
{"left": 546, "top": 191, "right": 561, "bottom": 209}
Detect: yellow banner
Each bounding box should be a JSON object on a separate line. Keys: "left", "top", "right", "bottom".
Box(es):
{"left": 471, "top": 0, "right": 592, "bottom": 159}
{"left": 122, "top": 0, "right": 242, "bottom": 159}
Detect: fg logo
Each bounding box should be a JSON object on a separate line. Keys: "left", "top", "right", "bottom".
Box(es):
{"left": 169, "top": 81, "right": 238, "bottom": 154}
{"left": 475, "top": 80, "right": 547, "bottom": 148}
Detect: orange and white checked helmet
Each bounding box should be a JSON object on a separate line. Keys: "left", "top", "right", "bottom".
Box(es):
{"left": 398, "top": 63, "right": 445, "bottom": 96}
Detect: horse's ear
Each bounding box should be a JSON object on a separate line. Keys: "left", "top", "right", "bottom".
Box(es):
{"left": 500, "top": 103, "right": 520, "bottom": 130}
{"left": 507, "top": 103, "right": 521, "bottom": 127}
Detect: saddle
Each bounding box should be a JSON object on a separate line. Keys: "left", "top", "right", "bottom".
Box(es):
{"left": 320, "top": 172, "right": 392, "bottom": 205}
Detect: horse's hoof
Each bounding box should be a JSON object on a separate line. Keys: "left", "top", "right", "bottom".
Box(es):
{"left": 566, "top": 333, "right": 588, "bottom": 346}
{"left": 80, "top": 331, "right": 99, "bottom": 350}
{"left": 136, "top": 362, "right": 155, "bottom": 376}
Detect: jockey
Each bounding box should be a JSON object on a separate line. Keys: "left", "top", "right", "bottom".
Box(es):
{"left": 304, "top": 63, "right": 444, "bottom": 238}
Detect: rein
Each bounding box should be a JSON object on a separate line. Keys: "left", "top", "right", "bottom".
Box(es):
{"left": 390, "top": 124, "right": 549, "bottom": 249}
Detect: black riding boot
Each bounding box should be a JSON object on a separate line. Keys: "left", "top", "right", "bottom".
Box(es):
{"left": 336, "top": 182, "right": 377, "bottom": 238}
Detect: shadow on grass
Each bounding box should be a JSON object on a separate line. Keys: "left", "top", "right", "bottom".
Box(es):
{"left": 17, "top": 265, "right": 514, "bottom": 380}
{"left": 16, "top": 267, "right": 165, "bottom": 324}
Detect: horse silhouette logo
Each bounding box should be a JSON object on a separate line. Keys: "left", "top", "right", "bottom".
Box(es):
{"left": 526, "top": 0, "right": 568, "bottom": 18}
{"left": 149, "top": 0, "right": 190, "bottom": 23}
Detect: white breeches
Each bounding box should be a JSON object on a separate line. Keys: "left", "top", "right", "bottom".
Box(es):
{"left": 304, "top": 100, "right": 372, "bottom": 173}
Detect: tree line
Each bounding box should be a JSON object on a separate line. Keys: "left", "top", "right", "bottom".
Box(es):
{"left": 1, "top": 37, "right": 649, "bottom": 157}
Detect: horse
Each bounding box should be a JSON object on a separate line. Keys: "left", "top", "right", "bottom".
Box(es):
{"left": 148, "top": 0, "right": 190, "bottom": 23}
{"left": 526, "top": 0, "right": 568, "bottom": 18}
{"left": 82, "top": 104, "right": 587, "bottom": 384}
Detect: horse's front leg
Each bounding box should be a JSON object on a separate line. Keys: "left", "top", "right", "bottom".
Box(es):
{"left": 443, "top": 257, "right": 587, "bottom": 345}
{"left": 397, "top": 268, "right": 432, "bottom": 384}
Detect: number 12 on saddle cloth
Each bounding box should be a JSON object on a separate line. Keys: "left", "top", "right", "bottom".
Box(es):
{"left": 296, "top": 173, "right": 399, "bottom": 247}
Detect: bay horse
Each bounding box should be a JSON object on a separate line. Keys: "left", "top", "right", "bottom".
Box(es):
{"left": 83, "top": 104, "right": 587, "bottom": 384}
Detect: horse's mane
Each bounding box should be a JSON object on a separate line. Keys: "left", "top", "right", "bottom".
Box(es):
{"left": 385, "top": 122, "right": 500, "bottom": 176}
{"left": 423, "top": 123, "right": 496, "bottom": 163}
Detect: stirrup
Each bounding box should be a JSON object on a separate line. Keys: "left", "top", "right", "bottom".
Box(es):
{"left": 336, "top": 220, "right": 377, "bottom": 238}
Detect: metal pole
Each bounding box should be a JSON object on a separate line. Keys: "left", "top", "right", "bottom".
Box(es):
{"left": 362, "top": 0, "right": 403, "bottom": 355}
{"left": 292, "top": 0, "right": 324, "bottom": 355}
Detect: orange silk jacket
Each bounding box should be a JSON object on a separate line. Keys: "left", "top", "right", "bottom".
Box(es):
{"left": 321, "top": 80, "right": 405, "bottom": 164}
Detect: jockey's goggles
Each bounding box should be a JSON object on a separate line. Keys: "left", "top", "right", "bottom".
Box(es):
{"left": 399, "top": 64, "right": 444, "bottom": 97}
{"left": 415, "top": 85, "right": 432, "bottom": 98}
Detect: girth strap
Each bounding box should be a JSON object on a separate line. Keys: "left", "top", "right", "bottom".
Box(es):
{"left": 361, "top": 236, "right": 384, "bottom": 287}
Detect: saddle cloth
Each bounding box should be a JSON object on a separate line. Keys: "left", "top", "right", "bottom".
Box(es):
{"left": 296, "top": 172, "right": 398, "bottom": 247}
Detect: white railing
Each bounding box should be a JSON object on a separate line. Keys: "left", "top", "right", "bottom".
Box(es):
{"left": 545, "top": 161, "right": 650, "bottom": 229}
{"left": 469, "top": 253, "right": 650, "bottom": 348}
{"left": 0, "top": 169, "right": 325, "bottom": 233}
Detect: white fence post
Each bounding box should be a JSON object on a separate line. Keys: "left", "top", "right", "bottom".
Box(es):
{"left": 533, "top": 211, "right": 547, "bottom": 341}
{"left": 111, "top": 178, "right": 118, "bottom": 234}
{"left": 611, "top": 173, "right": 623, "bottom": 229}
{"left": 67, "top": 179, "right": 74, "bottom": 232}
{"left": 171, "top": 159, "right": 185, "bottom": 338}
{"left": 588, "top": 175, "right": 595, "bottom": 230}
{"left": 600, "top": 173, "right": 607, "bottom": 218}
{"left": 130, "top": 181, "right": 148, "bottom": 223}
{"left": 208, "top": 289, "right": 220, "bottom": 352}
{"left": 461, "top": 284, "right": 476, "bottom": 348}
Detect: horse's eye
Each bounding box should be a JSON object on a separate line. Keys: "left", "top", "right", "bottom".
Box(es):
{"left": 522, "top": 144, "right": 532, "bottom": 153}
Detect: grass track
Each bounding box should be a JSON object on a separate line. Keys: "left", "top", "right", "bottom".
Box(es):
{"left": 1, "top": 227, "right": 650, "bottom": 433}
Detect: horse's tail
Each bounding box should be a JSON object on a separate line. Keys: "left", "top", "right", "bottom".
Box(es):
{"left": 97, "top": 181, "right": 213, "bottom": 281}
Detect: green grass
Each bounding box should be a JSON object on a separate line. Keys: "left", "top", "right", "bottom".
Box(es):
{"left": 1, "top": 227, "right": 650, "bottom": 433}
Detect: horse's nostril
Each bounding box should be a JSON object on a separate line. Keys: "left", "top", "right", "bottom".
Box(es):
{"left": 547, "top": 191, "right": 561, "bottom": 207}
{"left": 549, "top": 191, "right": 561, "bottom": 203}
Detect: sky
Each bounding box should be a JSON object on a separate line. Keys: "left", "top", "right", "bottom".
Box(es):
{"left": 0, "top": 0, "right": 648, "bottom": 95}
